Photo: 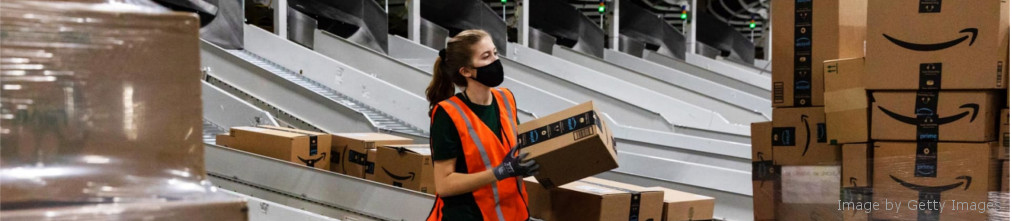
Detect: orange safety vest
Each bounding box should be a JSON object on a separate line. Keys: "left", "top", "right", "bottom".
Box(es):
{"left": 427, "top": 88, "right": 529, "bottom": 221}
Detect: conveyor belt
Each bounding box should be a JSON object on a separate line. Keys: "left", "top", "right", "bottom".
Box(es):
{"left": 201, "top": 34, "right": 428, "bottom": 141}
{"left": 199, "top": 55, "right": 436, "bottom": 221}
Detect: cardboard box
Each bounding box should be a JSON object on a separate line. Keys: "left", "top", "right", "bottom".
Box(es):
{"left": 1002, "top": 161, "right": 1009, "bottom": 193}
{"left": 226, "top": 127, "right": 332, "bottom": 170}
{"left": 374, "top": 144, "right": 434, "bottom": 194}
{"left": 524, "top": 177, "right": 663, "bottom": 221}
{"left": 216, "top": 134, "right": 234, "bottom": 147}
{"left": 752, "top": 122, "right": 774, "bottom": 163}
{"left": 518, "top": 101, "right": 617, "bottom": 188}
{"left": 329, "top": 133, "right": 412, "bottom": 178}
{"left": 771, "top": 107, "right": 841, "bottom": 165}
{"left": 524, "top": 177, "right": 554, "bottom": 220}
{"left": 751, "top": 121, "right": 780, "bottom": 220}
{"left": 872, "top": 142, "right": 998, "bottom": 221}
{"left": 866, "top": 0, "right": 1010, "bottom": 90}
{"left": 841, "top": 144, "right": 873, "bottom": 221}
{"left": 778, "top": 166, "right": 843, "bottom": 221}
{"left": 824, "top": 58, "right": 869, "bottom": 144}
{"left": 1001, "top": 108, "right": 1009, "bottom": 160}
{"left": 870, "top": 91, "right": 997, "bottom": 142}
{"left": 365, "top": 149, "right": 378, "bottom": 181}
{"left": 752, "top": 180, "right": 779, "bottom": 221}
{"left": 255, "top": 125, "right": 334, "bottom": 169}
{"left": 842, "top": 144, "right": 872, "bottom": 187}
{"left": 643, "top": 187, "right": 715, "bottom": 221}
{"left": 771, "top": 0, "right": 867, "bottom": 107}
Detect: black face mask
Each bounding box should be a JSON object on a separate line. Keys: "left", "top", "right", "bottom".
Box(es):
{"left": 469, "top": 59, "right": 504, "bottom": 87}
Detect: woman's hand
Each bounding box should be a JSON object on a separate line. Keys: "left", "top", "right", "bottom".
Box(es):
{"left": 493, "top": 145, "right": 540, "bottom": 180}
{"left": 431, "top": 146, "right": 540, "bottom": 197}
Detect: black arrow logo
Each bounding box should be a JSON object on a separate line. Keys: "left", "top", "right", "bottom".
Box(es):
{"left": 382, "top": 167, "right": 416, "bottom": 181}
{"left": 801, "top": 115, "right": 811, "bottom": 156}
{"left": 297, "top": 152, "right": 327, "bottom": 167}
{"left": 883, "top": 28, "right": 978, "bottom": 51}
{"left": 890, "top": 175, "right": 971, "bottom": 192}
{"left": 877, "top": 103, "right": 979, "bottom": 125}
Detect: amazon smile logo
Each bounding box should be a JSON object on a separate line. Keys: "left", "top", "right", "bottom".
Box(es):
{"left": 891, "top": 175, "right": 971, "bottom": 193}
{"left": 890, "top": 175, "right": 970, "bottom": 220}
{"left": 298, "top": 152, "right": 327, "bottom": 167}
{"left": 383, "top": 167, "right": 416, "bottom": 181}
{"left": 877, "top": 103, "right": 979, "bottom": 126}
{"left": 801, "top": 115, "right": 811, "bottom": 156}
{"left": 883, "top": 28, "right": 978, "bottom": 51}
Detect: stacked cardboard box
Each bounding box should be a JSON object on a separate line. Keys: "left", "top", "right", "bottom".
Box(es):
{"left": 802, "top": 1, "right": 1011, "bottom": 220}
{"left": 757, "top": 0, "right": 868, "bottom": 219}
{"left": 863, "top": 1, "right": 1008, "bottom": 220}
{"left": 330, "top": 133, "right": 412, "bottom": 179}
{"left": 525, "top": 177, "right": 715, "bottom": 221}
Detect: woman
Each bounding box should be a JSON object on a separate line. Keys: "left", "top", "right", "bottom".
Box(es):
{"left": 425, "top": 29, "right": 540, "bottom": 221}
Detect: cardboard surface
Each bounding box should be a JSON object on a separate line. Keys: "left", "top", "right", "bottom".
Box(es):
{"left": 872, "top": 142, "right": 998, "bottom": 221}
{"left": 771, "top": 107, "right": 841, "bottom": 165}
{"left": 216, "top": 134, "right": 234, "bottom": 147}
{"left": 1003, "top": 161, "right": 1009, "bottom": 193}
{"left": 374, "top": 144, "right": 435, "bottom": 194}
{"left": 752, "top": 180, "right": 778, "bottom": 221}
{"left": 866, "top": 0, "right": 1010, "bottom": 90}
{"left": 778, "top": 166, "right": 843, "bottom": 221}
{"left": 1001, "top": 109, "right": 1010, "bottom": 160}
{"left": 525, "top": 177, "right": 662, "bottom": 221}
{"left": 329, "top": 133, "right": 412, "bottom": 178}
{"left": 841, "top": 144, "right": 873, "bottom": 221}
{"left": 365, "top": 149, "right": 378, "bottom": 181}
{"left": 824, "top": 58, "right": 869, "bottom": 144}
{"left": 256, "top": 125, "right": 333, "bottom": 169}
{"left": 870, "top": 91, "right": 997, "bottom": 142}
{"left": 643, "top": 186, "right": 715, "bottom": 221}
{"left": 517, "top": 101, "right": 617, "bottom": 188}
{"left": 752, "top": 122, "right": 774, "bottom": 163}
{"left": 771, "top": 0, "right": 867, "bottom": 107}
{"left": 842, "top": 144, "right": 872, "bottom": 187}
{"left": 227, "top": 126, "right": 331, "bottom": 170}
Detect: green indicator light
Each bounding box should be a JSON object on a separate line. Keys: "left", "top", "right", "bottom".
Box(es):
{"left": 680, "top": 13, "right": 687, "bottom": 20}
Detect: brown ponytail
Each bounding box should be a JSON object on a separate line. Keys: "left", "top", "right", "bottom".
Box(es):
{"left": 425, "top": 29, "right": 491, "bottom": 107}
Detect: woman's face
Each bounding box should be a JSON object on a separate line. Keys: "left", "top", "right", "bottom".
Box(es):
{"left": 461, "top": 36, "right": 498, "bottom": 78}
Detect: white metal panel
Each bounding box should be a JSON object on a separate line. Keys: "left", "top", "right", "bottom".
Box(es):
{"left": 508, "top": 43, "right": 750, "bottom": 136}
{"left": 242, "top": 25, "right": 430, "bottom": 134}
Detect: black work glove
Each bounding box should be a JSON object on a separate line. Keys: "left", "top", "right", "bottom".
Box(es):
{"left": 493, "top": 145, "right": 540, "bottom": 180}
